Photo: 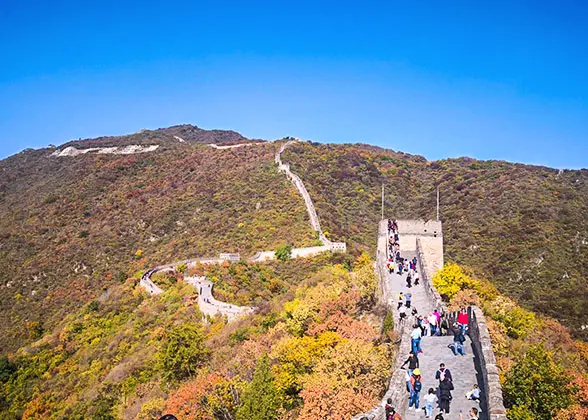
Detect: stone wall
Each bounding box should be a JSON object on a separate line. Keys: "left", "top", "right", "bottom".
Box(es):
{"left": 415, "top": 237, "right": 446, "bottom": 313}
{"left": 353, "top": 219, "right": 412, "bottom": 420}
{"left": 276, "top": 140, "right": 347, "bottom": 252}
{"left": 356, "top": 220, "right": 506, "bottom": 420}
{"left": 469, "top": 307, "right": 508, "bottom": 420}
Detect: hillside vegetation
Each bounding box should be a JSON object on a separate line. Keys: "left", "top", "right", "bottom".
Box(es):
{"left": 0, "top": 128, "right": 315, "bottom": 352}
{"left": 0, "top": 254, "right": 388, "bottom": 419}
{"left": 283, "top": 142, "right": 588, "bottom": 339}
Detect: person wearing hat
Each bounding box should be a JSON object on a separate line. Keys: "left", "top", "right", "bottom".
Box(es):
{"left": 408, "top": 368, "right": 422, "bottom": 410}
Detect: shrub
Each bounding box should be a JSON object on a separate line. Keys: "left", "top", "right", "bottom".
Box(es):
{"left": 275, "top": 245, "right": 292, "bottom": 262}
{"left": 432, "top": 263, "right": 479, "bottom": 300}
{"left": 382, "top": 311, "right": 394, "bottom": 334}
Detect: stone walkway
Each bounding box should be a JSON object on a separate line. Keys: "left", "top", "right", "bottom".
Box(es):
{"left": 386, "top": 231, "right": 484, "bottom": 420}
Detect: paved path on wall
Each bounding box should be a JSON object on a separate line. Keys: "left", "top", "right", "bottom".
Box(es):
{"left": 184, "top": 276, "right": 252, "bottom": 321}
{"left": 386, "top": 231, "right": 483, "bottom": 420}
{"left": 139, "top": 140, "right": 345, "bottom": 321}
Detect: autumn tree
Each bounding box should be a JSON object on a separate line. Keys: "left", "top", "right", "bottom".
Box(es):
{"left": 158, "top": 323, "right": 210, "bottom": 381}
{"left": 237, "top": 354, "right": 281, "bottom": 420}
{"left": 503, "top": 344, "right": 576, "bottom": 420}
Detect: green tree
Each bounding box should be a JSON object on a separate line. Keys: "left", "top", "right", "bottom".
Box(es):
{"left": 158, "top": 323, "right": 211, "bottom": 381}
{"left": 0, "top": 355, "right": 15, "bottom": 383}
{"left": 503, "top": 344, "right": 575, "bottom": 420}
{"left": 382, "top": 311, "right": 394, "bottom": 334}
{"left": 275, "top": 245, "right": 292, "bottom": 262}
{"left": 236, "top": 354, "right": 280, "bottom": 420}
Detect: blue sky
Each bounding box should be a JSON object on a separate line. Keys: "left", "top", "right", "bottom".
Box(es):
{"left": 1, "top": 1, "right": 587, "bottom": 168}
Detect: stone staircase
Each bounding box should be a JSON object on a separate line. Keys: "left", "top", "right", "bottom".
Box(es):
{"left": 355, "top": 220, "right": 506, "bottom": 420}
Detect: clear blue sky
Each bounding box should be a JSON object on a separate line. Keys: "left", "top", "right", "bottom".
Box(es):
{"left": 1, "top": 1, "right": 587, "bottom": 168}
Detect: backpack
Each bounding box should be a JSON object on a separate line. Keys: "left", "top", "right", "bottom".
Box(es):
{"left": 414, "top": 378, "right": 422, "bottom": 392}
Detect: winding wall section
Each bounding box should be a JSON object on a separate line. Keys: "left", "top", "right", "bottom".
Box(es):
{"left": 139, "top": 139, "right": 346, "bottom": 320}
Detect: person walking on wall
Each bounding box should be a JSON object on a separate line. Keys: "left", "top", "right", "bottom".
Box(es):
{"left": 404, "top": 292, "right": 412, "bottom": 309}
{"left": 435, "top": 363, "right": 453, "bottom": 383}
{"left": 428, "top": 312, "right": 438, "bottom": 336}
{"left": 423, "top": 388, "right": 437, "bottom": 418}
{"left": 452, "top": 323, "right": 466, "bottom": 356}
{"left": 438, "top": 377, "right": 454, "bottom": 414}
{"left": 408, "top": 369, "right": 422, "bottom": 410}
{"left": 459, "top": 407, "right": 480, "bottom": 420}
{"left": 399, "top": 304, "right": 407, "bottom": 324}
{"left": 401, "top": 351, "right": 419, "bottom": 376}
{"left": 411, "top": 324, "right": 423, "bottom": 354}
{"left": 457, "top": 308, "right": 469, "bottom": 334}
{"left": 385, "top": 398, "right": 402, "bottom": 420}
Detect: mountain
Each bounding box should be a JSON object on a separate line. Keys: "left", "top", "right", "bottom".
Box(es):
{"left": 0, "top": 124, "right": 586, "bottom": 419}
{"left": 283, "top": 142, "right": 588, "bottom": 339}
{"left": 0, "top": 127, "right": 313, "bottom": 352}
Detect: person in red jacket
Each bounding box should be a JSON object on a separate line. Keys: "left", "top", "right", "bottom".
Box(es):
{"left": 457, "top": 308, "right": 469, "bottom": 334}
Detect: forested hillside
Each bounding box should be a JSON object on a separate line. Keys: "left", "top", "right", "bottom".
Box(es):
{"left": 0, "top": 125, "right": 587, "bottom": 419}
{"left": 0, "top": 128, "right": 314, "bottom": 352}
{"left": 283, "top": 142, "right": 588, "bottom": 339}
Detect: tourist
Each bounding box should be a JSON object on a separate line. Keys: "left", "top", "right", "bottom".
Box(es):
{"left": 397, "top": 292, "right": 404, "bottom": 309}
{"left": 435, "top": 363, "right": 453, "bottom": 383}
{"left": 401, "top": 351, "right": 419, "bottom": 376}
{"left": 406, "top": 272, "right": 412, "bottom": 288}
{"left": 417, "top": 315, "right": 425, "bottom": 336}
{"left": 411, "top": 324, "right": 422, "bottom": 354}
{"left": 399, "top": 304, "right": 407, "bottom": 323}
{"left": 387, "top": 258, "right": 395, "bottom": 274}
{"left": 414, "top": 270, "right": 420, "bottom": 285}
{"left": 423, "top": 315, "right": 431, "bottom": 336}
{"left": 408, "top": 368, "right": 422, "bottom": 410}
{"left": 428, "top": 312, "right": 438, "bottom": 336}
{"left": 423, "top": 388, "right": 437, "bottom": 418}
{"left": 457, "top": 308, "right": 469, "bottom": 334}
{"left": 438, "top": 377, "right": 454, "bottom": 414}
{"left": 452, "top": 323, "right": 466, "bottom": 356}
{"left": 440, "top": 315, "right": 449, "bottom": 336}
{"left": 459, "top": 407, "right": 480, "bottom": 420}
{"left": 433, "top": 309, "right": 441, "bottom": 335}
{"left": 405, "top": 292, "right": 412, "bottom": 308}
{"left": 466, "top": 384, "right": 481, "bottom": 401}
{"left": 385, "top": 398, "right": 402, "bottom": 420}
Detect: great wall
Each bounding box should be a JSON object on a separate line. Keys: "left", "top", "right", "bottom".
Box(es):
{"left": 355, "top": 220, "right": 506, "bottom": 420}
{"left": 62, "top": 138, "right": 507, "bottom": 417}
{"left": 138, "top": 139, "right": 346, "bottom": 319}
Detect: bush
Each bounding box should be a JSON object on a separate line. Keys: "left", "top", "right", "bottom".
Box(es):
{"left": 382, "top": 311, "right": 394, "bottom": 335}
{"left": 432, "top": 263, "right": 479, "bottom": 300}
{"left": 275, "top": 245, "right": 292, "bottom": 262}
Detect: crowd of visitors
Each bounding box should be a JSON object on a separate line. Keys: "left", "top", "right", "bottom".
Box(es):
{"left": 384, "top": 220, "right": 481, "bottom": 420}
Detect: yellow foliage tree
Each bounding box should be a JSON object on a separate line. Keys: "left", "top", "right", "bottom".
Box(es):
{"left": 432, "top": 263, "right": 479, "bottom": 300}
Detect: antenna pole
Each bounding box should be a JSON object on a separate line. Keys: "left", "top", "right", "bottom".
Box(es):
{"left": 381, "top": 184, "right": 385, "bottom": 220}
{"left": 436, "top": 186, "right": 440, "bottom": 221}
